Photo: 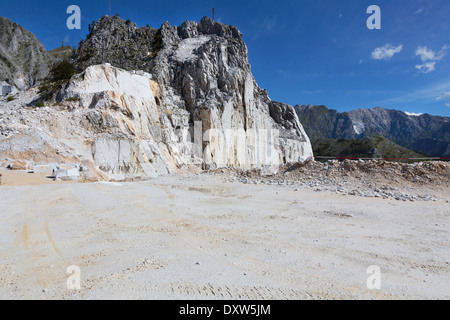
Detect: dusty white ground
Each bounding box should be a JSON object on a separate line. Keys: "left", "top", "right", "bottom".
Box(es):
{"left": 0, "top": 173, "right": 449, "bottom": 300}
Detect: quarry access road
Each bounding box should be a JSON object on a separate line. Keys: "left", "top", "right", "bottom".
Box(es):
{"left": 0, "top": 174, "right": 449, "bottom": 299}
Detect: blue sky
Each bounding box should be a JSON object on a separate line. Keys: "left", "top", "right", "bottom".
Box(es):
{"left": 1, "top": 0, "right": 450, "bottom": 116}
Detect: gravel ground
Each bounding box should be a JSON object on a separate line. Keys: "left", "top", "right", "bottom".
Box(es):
{"left": 209, "top": 160, "right": 450, "bottom": 203}
{"left": 0, "top": 173, "right": 449, "bottom": 300}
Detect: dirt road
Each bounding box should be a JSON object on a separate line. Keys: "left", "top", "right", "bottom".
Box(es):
{"left": 0, "top": 174, "right": 448, "bottom": 299}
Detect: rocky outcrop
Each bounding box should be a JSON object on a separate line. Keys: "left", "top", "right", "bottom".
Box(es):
{"left": 153, "top": 17, "right": 312, "bottom": 169}
{"left": 75, "top": 16, "right": 159, "bottom": 72}
{"left": 1, "top": 16, "right": 313, "bottom": 180}
{"left": 55, "top": 62, "right": 311, "bottom": 178}
{"left": 49, "top": 46, "right": 75, "bottom": 65}
{"left": 0, "top": 17, "right": 53, "bottom": 90}
{"left": 67, "top": 16, "right": 312, "bottom": 178}
{"left": 56, "top": 63, "right": 196, "bottom": 179}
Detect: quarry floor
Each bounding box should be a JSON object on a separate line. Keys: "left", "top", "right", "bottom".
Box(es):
{"left": 0, "top": 173, "right": 449, "bottom": 300}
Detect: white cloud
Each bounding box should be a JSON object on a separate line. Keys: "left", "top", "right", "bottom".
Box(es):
{"left": 371, "top": 44, "right": 403, "bottom": 60}
{"left": 415, "top": 46, "right": 447, "bottom": 62}
{"left": 437, "top": 92, "right": 450, "bottom": 107}
{"left": 301, "top": 90, "right": 324, "bottom": 95}
{"left": 415, "top": 62, "right": 436, "bottom": 74}
{"left": 414, "top": 45, "right": 448, "bottom": 73}
{"left": 404, "top": 111, "right": 423, "bottom": 116}
{"left": 415, "top": 46, "right": 436, "bottom": 61}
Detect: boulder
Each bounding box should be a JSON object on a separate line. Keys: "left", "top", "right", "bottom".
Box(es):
{"left": 33, "top": 164, "right": 58, "bottom": 175}
{"left": 54, "top": 168, "right": 80, "bottom": 181}
{"left": 8, "top": 160, "right": 33, "bottom": 171}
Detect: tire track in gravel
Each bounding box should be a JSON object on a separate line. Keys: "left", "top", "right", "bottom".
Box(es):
{"left": 75, "top": 259, "right": 314, "bottom": 299}
{"left": 0, "top": 188, "right": 79, "bottom": 295}
{"left": 78, "top": 182, "right": 396, "bottom": 299}
{"left": 68, "top": 183, "right": 306, "bottom": 299}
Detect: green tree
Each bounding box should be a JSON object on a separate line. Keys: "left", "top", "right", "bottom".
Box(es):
{"left": 50, "top": 60, "right": 77, "bottom": 81}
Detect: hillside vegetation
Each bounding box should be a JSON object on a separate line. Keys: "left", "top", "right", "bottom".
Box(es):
{"left": 313, "top": 136, "right": 427, "bottom": 160}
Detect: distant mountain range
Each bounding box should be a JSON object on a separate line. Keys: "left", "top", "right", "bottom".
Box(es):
{"left": 295, "top": 105, "right": 450, "bottom": 157}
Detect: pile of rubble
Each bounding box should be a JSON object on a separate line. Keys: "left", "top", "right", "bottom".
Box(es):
{"left": 207, "top": 159, "right": 450, "bottom": 202}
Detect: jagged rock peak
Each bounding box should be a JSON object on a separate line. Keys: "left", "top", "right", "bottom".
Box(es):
{"left": 87, "top": 15, "right": 243, "bottom": 39}
{"left": 75, "top": 16, "right": 246, "bottom": 71}
{"left": 75, "top": 15, "right": 158, "bottom": 71}
{"left": 178, "top": 17, "right": 242, "bottom": 40}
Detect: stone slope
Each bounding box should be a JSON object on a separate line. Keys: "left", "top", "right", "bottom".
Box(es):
{"left": 71, "top": 16, "right": 312, "bottom": 176}
{"left": 75, "top": 16, "right": 159, "bottom": 72}
{"left": 0, "top": 17, "right": 53, "bottom": 90}
{"left": 153, "top": 19, "right": 312, "bottom": 168}
{"left": 1, "top": 62, "right": 312, "bottom": 180}
{"left": 49, "top": 46, "right": 75, "bottom": 65}
{"left": 75, "top": 16, "right": 312, "bottom": 159}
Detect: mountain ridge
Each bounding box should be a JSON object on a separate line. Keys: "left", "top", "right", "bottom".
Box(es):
{"left": 0, "top": 16, "right": 53, "bottom": 89}
{"left": 0, "top": 17, "right": 75, "bottom": 90}
{"left": 295, "top": 104, "right": 450, "bottom": 157}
